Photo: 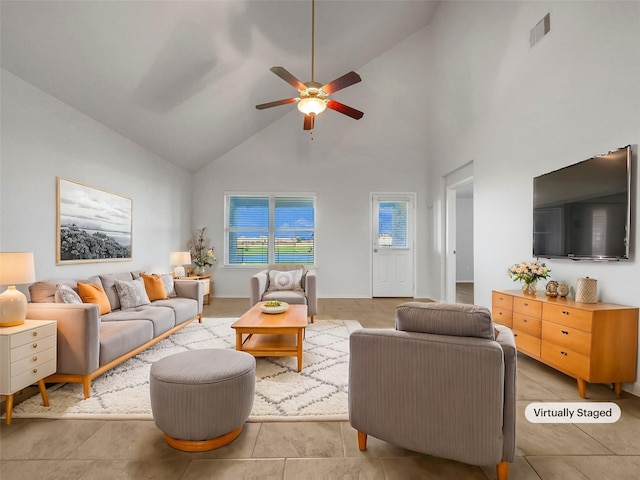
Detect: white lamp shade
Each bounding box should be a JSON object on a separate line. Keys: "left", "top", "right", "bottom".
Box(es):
{"left": 0, "top": 252, "right": 35, "bottom": 327}
{"left": 0, "top": 252, "right": 36, "bottom": 285}
{"left": 170, "top": 251, "right": 192, "bottom": 266}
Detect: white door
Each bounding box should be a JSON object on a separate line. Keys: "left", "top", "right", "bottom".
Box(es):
{"left": 372, "top": 194, "right": 414, "bottom": 297}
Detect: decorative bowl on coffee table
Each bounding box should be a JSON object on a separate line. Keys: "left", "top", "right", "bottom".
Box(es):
{"left": 261, "top": 301, "right": 289, "bottom": 314}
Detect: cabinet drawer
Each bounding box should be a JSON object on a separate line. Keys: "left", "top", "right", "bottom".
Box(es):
{"left": 513, "top": 314, "right": 541, "bottom": 337}
{"left": 11, "top": 334, "right": 56, "bottom": 362}
{"left": 541, "top": 343, "right": 590, "bottom": 380}
{"left": 492, "top": 307, "right": 512, "bottom": 328}
{"left": 10, "top": 322, "right": 57, "bottom": 348}
{"left": 542, "top": 322, "right": 591, "bottom": 357}
{"left": 12, "top": 347, "right": 56, "bottom": 377}
{"left": 542, "top": 304, "right": 593, "bottom": 332}
{"left": 10, "top": 359, "right": 56, "bottom": 393}
{"left": 513, "top": 331, "right": 541, "bottom": 357}
{"left": 513, "top": 297, "right": 542, "bottom": 319}
{"left": 492, "top": 292, "right": 513, "bottom": 311}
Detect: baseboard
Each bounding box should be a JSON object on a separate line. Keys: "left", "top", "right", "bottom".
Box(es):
{"left": 625, "top": 382, "right": 640, "bottom": 398}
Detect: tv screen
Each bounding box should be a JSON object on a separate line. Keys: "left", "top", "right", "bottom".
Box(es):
{"left": 533, "top": 145, "right": 631, "bottom": 260}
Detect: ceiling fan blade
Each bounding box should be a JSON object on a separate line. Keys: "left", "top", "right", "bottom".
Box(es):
{"left": 321, "top": 71, "right": 362, "bottom": 94}
{"left": 255, "top": 98, "right": 298, "bottom": 110}
{"left": 270, "top": 66, "right": 306, "bottom": 91}
{"left": 303, "top": 114, "right": 315, "bottom": 130}
{"left": 326, "top": 100, "right": 364, "bottom": 120}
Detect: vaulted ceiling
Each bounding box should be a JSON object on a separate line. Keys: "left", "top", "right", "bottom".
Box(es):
{"left": 1, "top": 1, "right": 438, "bottom": 172}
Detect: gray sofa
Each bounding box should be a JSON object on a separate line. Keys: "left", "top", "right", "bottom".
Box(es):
{"left": 26, "top": 272, "right": 203, "bottom": 398}
{"left": 349, "top": 302, "right": 517, "bottom": 480}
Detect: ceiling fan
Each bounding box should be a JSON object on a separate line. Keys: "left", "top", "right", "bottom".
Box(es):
{"left": 255, "top": 0, "right": 363, "bottom": 131}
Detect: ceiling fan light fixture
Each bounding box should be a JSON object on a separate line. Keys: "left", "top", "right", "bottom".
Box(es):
{"left": 297, "top": 97, "right": 326, "bottom": 115}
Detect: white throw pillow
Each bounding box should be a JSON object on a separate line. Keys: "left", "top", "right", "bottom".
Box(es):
{"left": 114, "top": 277, "right": 151, "bottom": 309}
{"left": 54, "top": 284, "right": 82, "bottom": 304}
{"left": 161, "top": 273, "right": 177, "bottom": 298}
{"left": 267, "top": 269, "right": 304, "bottom": 291}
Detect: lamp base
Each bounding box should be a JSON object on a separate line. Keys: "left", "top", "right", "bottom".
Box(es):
{"left": 0, "top": 286, "right": 27, "bottom": 327}
{"left": 173, "top": 266, "right": 186, "bottom": 278}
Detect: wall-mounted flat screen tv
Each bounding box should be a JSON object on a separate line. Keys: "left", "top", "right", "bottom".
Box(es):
{"left": 533, "top": 145, "right": 631, "bottom": 260}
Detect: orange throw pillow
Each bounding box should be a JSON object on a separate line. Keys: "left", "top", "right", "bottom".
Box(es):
{"left": 140, "top": 273, "right": 168, "bottom": 301}
{"left": 77, "top": 283, "right": 112, "bottom": 315}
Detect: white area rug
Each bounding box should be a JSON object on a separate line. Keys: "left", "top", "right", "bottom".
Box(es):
{"left": 10, "top": 318, "right": 362, "bottom": 422}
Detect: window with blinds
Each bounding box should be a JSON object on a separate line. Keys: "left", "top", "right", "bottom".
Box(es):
{"left": 225, "top": 194, "right": 315, "bottom": 265}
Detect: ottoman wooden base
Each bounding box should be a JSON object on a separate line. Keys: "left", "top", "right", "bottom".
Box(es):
{"left": 164, "top": 426, "right": 243, "bottom": 452}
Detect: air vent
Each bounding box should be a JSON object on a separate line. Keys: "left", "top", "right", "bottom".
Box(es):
{"left": 530, "top": 13, "right": 551, "bottom": 47}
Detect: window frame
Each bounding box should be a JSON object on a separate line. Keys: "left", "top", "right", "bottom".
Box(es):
{"left": 224, "top": 193, "right": 316, "bottom": 267}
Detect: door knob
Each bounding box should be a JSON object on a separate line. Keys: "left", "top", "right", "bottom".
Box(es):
{"left": 373, "top": 249, "right": 378, "bottom": 252}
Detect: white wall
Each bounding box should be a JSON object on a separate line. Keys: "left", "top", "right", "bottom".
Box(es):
{"left": 192, "top": 27, "right": 432, "bottom": 298}
{"left": 0, "top": 70, "right": 193, "bottom": 291}
{"left": 425, "top": 1, "right": 640, "bottom": 394}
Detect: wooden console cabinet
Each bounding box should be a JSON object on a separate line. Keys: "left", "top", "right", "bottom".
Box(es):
{"left": 492, "top": 290, "right": 638, "bottom": 398}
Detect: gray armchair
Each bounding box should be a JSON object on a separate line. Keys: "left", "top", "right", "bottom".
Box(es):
{"left": 250, "top": 264, "right": 317, "bottom": 322}
{"left": 348, "top": 302, "right": 516, "bottom": 480}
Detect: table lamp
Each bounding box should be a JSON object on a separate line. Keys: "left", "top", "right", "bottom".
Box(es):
{"left": 0, "top": 252, "right": 36, "bottom": 327}
{"left": 170, "top": 251, "right": 191, "bottom": 278}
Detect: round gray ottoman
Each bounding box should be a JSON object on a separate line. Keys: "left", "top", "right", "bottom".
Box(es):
{"left": 149, "top": 349, "right": 255, "bottom": 451}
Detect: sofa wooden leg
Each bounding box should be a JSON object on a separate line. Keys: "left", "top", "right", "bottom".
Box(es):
{"left": 357, "top": 431, "right": 367, "bottom": 451}
{"left": 83, "top": 378, "right": 91, "bottom": 399}
{"left": 310, "top": 315, "right": 314, "bottom": 323}
{"left": 497, "top": 461, "right": 509, "bottom": 480}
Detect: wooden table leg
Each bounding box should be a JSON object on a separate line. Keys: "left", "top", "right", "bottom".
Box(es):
{"left": 4, "top": 394, "right": 14, "bottom": 425}
{"left": 297, "top": 328, "right": 304, "bottom": 372}
{"left": 235, "top": 332, "right": 242, "bottom": 351}
{"left": 38, "top": 379, "right": 50, "bottom": 406}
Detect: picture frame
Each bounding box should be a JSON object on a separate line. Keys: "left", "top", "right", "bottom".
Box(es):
{"left": 56, "top": 177, "right": 132, "bottom": 264}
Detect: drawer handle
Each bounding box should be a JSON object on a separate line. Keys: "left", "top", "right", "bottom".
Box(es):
{"left": 33, "top": 368, "right": 38, "bottom": 373}
{"left": 562, "top": 311, "right": 570, "bottom": 315}
{"left": 523, "top": 319, "right": 528, "bottom": 323}
{"left": 560, "top": 351, "right": 568, "bottom": 356}
{"left": 523, "top": 303, "right": 529, "bottom": 306}
{"left": 32, "top": 331, "right": 38, "bottom": 337}
{"left": 561, "top": 330, "right": 569, "bottom": 335}
{"left": 32, "top": 356, "right": 38, "bottom": 361}
{"left": 32, "top": 343, "right": 38, "bottom": 348}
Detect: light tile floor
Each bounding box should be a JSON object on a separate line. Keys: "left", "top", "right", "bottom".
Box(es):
{"left": 2, "top": 297, "right": 639, "bottom": 479}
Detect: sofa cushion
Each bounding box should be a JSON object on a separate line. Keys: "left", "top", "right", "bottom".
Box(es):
{"left": 29, "top": 278, "right": 94, "bottom": 303}
{"left": 262, "top": 289, "right": 307, "bottom": 305}
{"left": 152, "top": 298, "right": 198, "bottom": 325}
{"left": 267, "top": 268, "right": 304, "bottom": 291}
{"left": 103, "top": 305, "right": 175, "bottom": 336}
{"left": 395, "top": 302, "right": 495, "bottom": 340}
{"left": 77, "top": 282, "right": 112, "bottom": 315}
{"left": 99, "top": 272, "right": 135, "bottom": 311}
{"left": 140, "top": 273, "right": 168, "bottom": 301}
{"left": 54, "top": 284, "right": 82, "bottom": 304}
{"left": 99, "top": 319, "right": 154, "bottom": 366}
{"left": 114, "top": 277, "right": 150, "bottom": 309}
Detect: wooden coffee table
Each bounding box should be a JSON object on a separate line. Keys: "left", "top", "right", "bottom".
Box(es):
{"left": 231, "top": 303, "right": 308, "bottom": 372}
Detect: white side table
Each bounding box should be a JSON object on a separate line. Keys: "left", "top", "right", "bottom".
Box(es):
{"left": 0, "top": 319, "right": 57, "bottom": 424}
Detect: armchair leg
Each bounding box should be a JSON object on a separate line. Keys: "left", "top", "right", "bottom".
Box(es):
{"left": 357, "top": 431, "right": 367, "bottom": 451}
{"left": 310, "top": 315, "right": 314, "bottom": 323}
{"left": 497, "top": 461, "right": 509, "bottom": 480}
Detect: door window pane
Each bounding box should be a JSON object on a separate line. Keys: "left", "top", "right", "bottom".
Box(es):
{"left": 378, "top": 201, "right": 408, "bottom": 248}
